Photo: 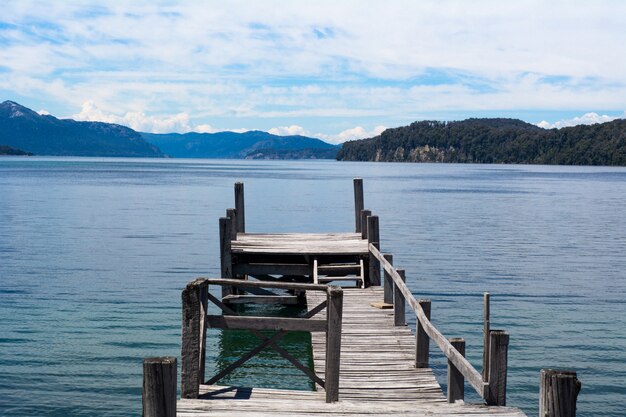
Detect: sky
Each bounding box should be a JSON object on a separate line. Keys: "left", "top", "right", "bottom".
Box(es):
{"left": 2, "top": 1, "right": 626, "bottom": 143}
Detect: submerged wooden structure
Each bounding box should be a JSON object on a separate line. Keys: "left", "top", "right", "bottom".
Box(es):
{"left": 143, "top": 179, "right": 581, "bottom": 417}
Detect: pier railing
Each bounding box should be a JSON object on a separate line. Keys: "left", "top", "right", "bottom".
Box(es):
{"left": 180, "top": 278, "right": 343, "bottom": 403}
{"left": 368, "top": 244, "right": 506, "bottom": 404}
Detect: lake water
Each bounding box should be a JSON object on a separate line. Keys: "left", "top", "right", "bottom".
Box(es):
{"left": 1, "top": 157, "right": 625, "bottom": 417}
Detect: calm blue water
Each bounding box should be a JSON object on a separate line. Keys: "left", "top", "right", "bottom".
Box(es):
{"left": 1, "top": 157, "right": 625, "bottom": 417}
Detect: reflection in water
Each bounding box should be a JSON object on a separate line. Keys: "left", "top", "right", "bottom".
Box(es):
{"left": 208, "top": 302, "right": 315, "bottom": 391}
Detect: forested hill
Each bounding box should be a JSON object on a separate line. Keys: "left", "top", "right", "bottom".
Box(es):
{"left": 336, "top": 118, "right": 626, "bottom": 165}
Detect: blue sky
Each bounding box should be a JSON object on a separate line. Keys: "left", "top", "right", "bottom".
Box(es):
{"left": 2, "top": 1, "right": 626, "bottom": 143}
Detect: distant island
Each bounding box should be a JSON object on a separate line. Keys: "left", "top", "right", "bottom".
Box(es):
{"left": 337, "top": 118, "right": 626, "bottom": 165}
{"left": 0, "top": 100, "right": 338, "bottom": 159}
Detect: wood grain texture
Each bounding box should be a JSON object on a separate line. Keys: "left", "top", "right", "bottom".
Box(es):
{"left": 353, "top": 178, "right": 364, "bottom": 233}
{"left": 539, "top": 369, "right": 581, "bottom": 417}
{"left": 143, "top": 357, "right": 176, "bottom": 417}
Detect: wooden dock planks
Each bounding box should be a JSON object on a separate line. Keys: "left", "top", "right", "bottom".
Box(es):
{"left": 176, "top": 287, "right": 527, "bottom": 417}
{"left": 231, "top": 233, "right": 369, "bottom": 255}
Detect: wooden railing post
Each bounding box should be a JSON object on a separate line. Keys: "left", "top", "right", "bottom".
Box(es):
{"left": 143, "top": 356, "right": 177, "bottom": 417}
{"left": 394, "top": 268, "right": 406, "bottom": 326}
{"left": 219, "top": 217, "right": 233, "bottom": 297}
{"left": 415, "top": 299, "right": 431, "bottom": 368}
{"left": 448, "top": 338, "right": 465, "bottom": 403}
{"left": 181, "top": 278, "right": 208, "bottom": 399}
{"left": 226, "top": 208, "right": 238, "bottom": 241}
{"left": 367, "top": 215, "right": 381, "bottom": 286}
{"left": 383, "top": 253, "right": 393, "bottom": 304}
{"left": 234, "top": 182, "right": 245, "bottom": 233}
{"left": 353, "top": 178, "right": 364, "bottom": 233}
{"left": 486, "top": 330, "right": 509, "bottom": 406}
{"left": 360, "top": 209, "right": 371, "bottom": 240}
{"left": 540, "top": 369, "right": 581, "bottom": 417}
{"left": 325, "top": 286, "right": 343, "bottom": 403}
{"left": 483, "top": 292, "right": 490, "bottom": 382}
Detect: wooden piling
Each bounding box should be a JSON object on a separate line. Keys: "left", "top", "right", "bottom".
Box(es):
{"left": 181, "top": 278, "right": 208, "bottom": 399}
{"left": 353, "top": 178, "right": 364, "bottom": 233}
{"left": 483, "top": 292, "right": 490, "bottom": 382}
{"left": 486, "top": 330, "right": 509, "bottom": 406}
{"left": 143, "top": 356, "right": 177, "bottom": 417}
{"left": 540, "top": 369, "right": 581, "bottom": 417}
{"left": 415, "top": 299, "right": 431, "bottom": 368}
{"left": 234, "top": 182, "right": 245, "bottom": 233}
{"left": 325, "top": 286, "right": 343, "bottom": 403}
{"left": 448, "top": 338, "right": 465, "bottom": 403}
{"left": 367, "top": 215, "right": 381, "bottom": 287}
{"left": 360, "top": 209, "right": 371, "bottom": 240}
{"left": 394, "top": 268, "right": 406, "bottom": 326}
{"left": 219, "top": 217, "right": 233, "bottom": 297}
{"left": 226, "top": 208, "right": 237, "bottom": 241}
{"left": 383, "top": 253, "right": 393, "bottom": 304}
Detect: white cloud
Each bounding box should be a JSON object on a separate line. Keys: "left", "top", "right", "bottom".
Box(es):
{"left": 37, "top": 109, "right": 50, "bottom": 115}
{"left": 72, "top": 101, "right": 209, "bottom": 133}
{"left": 537, "top": 112, "right": 626, "bottom": 129}
{"left": 268, "top": 124, "right": 386, "bottom": 144}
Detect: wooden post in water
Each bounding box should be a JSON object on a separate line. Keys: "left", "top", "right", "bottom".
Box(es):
{"left": 394, "top": 268, "right": 406, "bottom": 326}
{"left": 448, "top": 338, "right": 465, "bottom": 403}
{"left": 219, "top": 217, "right": 233, "bottom": 297}
{"left": 325, "top": 286, "right": 343, "bottom": 403}
{"left": 415, "top": 299, "right": 431, "bottom": 368}
{"left": 483, "top": 292, "right": 490, "bottom": 382}
{"left": 181, "top": 278, "right": 209, "bottom": 399}
{"left": 143, "top": 356, "right": 177, "bottom": 417}
{"left": 226, "top": 208, "right": 237, "bottom": 241}
{"left": 486, "top": 329, "right": 509, "bottom": 406}
{"left": 353, "top": 178, "right": 364, "bottom": 233}
{"left": 234, "top": 182, "right": 245, "bottom": 233}
{"left": 360, "top": 209, "right": 371, "bottom": 240}
{"left": 367, "top": 215, "right": 381, "bottom": 286}
{"left": 383, "top": 253, "right": 393, "bottom": 304}
{"left": 540, "top": 369, "right": 581, "bottom": 417}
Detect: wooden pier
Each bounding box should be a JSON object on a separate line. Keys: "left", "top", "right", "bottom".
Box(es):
{"left": 143, "top": 180, "right": 581, "bottom": 417}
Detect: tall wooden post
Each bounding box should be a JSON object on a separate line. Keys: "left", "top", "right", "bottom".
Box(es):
{"left": 383, "top": 253, "right": 393, "bottom": 304}
{"left": 394, "top": 268, "right": 406, "bottom": 326}
{"left": 143, "top": 356, "right": 177, "bottom": 417}
{"left": 353, "top": 178, "right": 364, "bottom": 233}
{"left": 234, "top": 182, "right": 245, "bottom": 233}
{"left": 448, "top": 338, "right": 465, "bottom": 403}
{"left": 181, "top": 278, "right": 209, "bottom": 399}
{"left": 367, "top": 215, "right": 381, "bottom": 286}
{"left": 219, "top": 217, "right": 233, "bottom": 297}
{"left": 540, "top": 369, "right": 581, "bottom": 417}
{"left": 360, "top": 209, "right": 371, "bottom": 240}
{"left": 483, "top": 292, "right": 490, "bottom": 381}
{"left": 325, "top": 286, "right": 343, "bottom": 403}
{"left": 415, "top": 299, "right": 431, "bottom": 368}
{"left": 486, "top": 330, "right": 509, "bottom": 406}
{"left": 226, "top": 208, "right": 238, "bottom": 241}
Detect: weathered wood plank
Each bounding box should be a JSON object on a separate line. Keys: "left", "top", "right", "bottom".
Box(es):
{"left": 143, "top": 357, "right": 176, "bottom": 417}
{"left": 207, "top": 315, "right": 327, "bottom": 332}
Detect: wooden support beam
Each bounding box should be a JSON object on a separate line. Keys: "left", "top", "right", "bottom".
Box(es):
{"left": 181, "top": 278, "right": 208, "bottom": 399}
{"left": 325, "top": 286, "right": 343, "bottom": 403}
{"left": 483, "top": 292, "right": 490, "bottom": 382}
{"left": 207, "top": 315, "right": 327, "bottom": 332}
{"left": 219, "top": 217, "right": 233, "bottom": 297}
{"left": 360, "top": 209, "right": 371, "bottom": 240}
{"left": 367, "top": 215, "right": 381, "bottom": 287}
{"left": 383, "top": 253, "right": 393, "bottom": 304}
{"left": 394, "top": 268, "right": 405, "bottom": 326}
{"left": 234, "top": 182, "right": 245, "bottom": 233}
{"left": 353, "top": 178, "right": 364, "bottom": 233}
{"left": 540, "top": 369, "right": 581, "bottom": 417}
{"left": 415, "top": 299, "right": 431, "bottom": 368}
{"left": 143, "top": 357, "right": 176, "bottom": 417}
{"left": 226, "top": 208, "right": 237, "bottom": 241}
{"left": 486, "top": 330, "right": 509, "bottom": 406}
{"left": 448, "top": 338, "right": 465, "bottom": 403}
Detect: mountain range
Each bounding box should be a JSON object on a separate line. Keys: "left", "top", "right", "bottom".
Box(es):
{"left": 0, "top": 101, "right": 338, "bottom": 159}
